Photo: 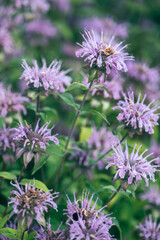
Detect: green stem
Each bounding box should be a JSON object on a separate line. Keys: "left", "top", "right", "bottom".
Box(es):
{"left": 106, "top": 184, "right": 121, "bottom": 205}
{"left": 54, "top": 79, "right": 94, "bottom": 191}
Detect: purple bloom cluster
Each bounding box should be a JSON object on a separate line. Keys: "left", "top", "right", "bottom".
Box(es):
{"left": 140, "top": 184, "right": 160, "bottom": 206}
{"left": 11, "top": 119, "right": 59, "bottom": 167}
{"left": 76, "top": 30, "right": 133, "bottom": 75}
{"left": 113, "top": 91, "right": 159, "bottom": 134}
{"left": 88, "top": 127, "right": 119, "bottom": 169}
{"left": 0, "top": 125, "right": 15, "bottom": 164}
{"left": 81, "top": 17, "right": 128, "bottom": 39}
{"left": 149, "top": 140, "right": 160, "bottom": 164}
{"left": 26, "top": 17, "right": 57, "bottom": 39}
{"left": 127, "top": 61, "right": 159, "bottom": 91}
{"left": 9, "top": 179, "right": 58, "bottom": 227}
{"left": 106, "top": 141, "right": 158, "bottom": 186}
{"left": 15, "top": 0, "right": 50, "bottom": 12}
{"left": 20, "top": 59, "right": 72, "bottom": 93}
{"left": 64, "top": 193, "right": 114, "bottom": 239}
{"left": 137, "top": 215, "right": 160, "bottom": 240}
{"left": 52, "top": 0, "right": 71, "bottom": 13}
{"left": 35, "top": 219, "right": 64, "bottom": 240}
{"left": 0, "top": 83, "right": 29, "bottom": 117}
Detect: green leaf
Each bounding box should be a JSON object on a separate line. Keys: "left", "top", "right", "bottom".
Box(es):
{"left": 57, "top": 92, "right": 79, "bottom": 110}
{"left": 46, "top": 143, "right": 65, "bottom": 156}
{"left": 0, "top": 228, "right": 17, "bottom": 239}
{"left": 24, "top": 231, "right": 36, "bottom": 240}
{"left": 80, "top": 110, "right": 110, "bottom": 124}
{"left": 88, "top": 69, "right": 97, "bottom": 83}
{"left": 20, "top": 179, "right": 48, "bottom": 192}
{"left": 66, "top": 82, "right": 88, "bottom": 91}
{"left": 32, "top": 155, "right": 49, "bottom": 175}
{"left": 102, "top": 185, "right": 116, "bottom": 192}
{"left": 112, "top": 218, "right": 122, "bottom": 240}
{"left": 0, "top": 171, "right": 16, "bottom": 180}
{"left": 0, "top": 215, "right": 9, "bottom": 228}
{"left": 91, "top": 84, "right": 109, "bottom": 94}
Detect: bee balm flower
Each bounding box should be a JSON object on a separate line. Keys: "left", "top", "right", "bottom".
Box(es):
{"left": 113, "top": 91, "right": 159, "bottom": 134}
{"left": 76, "top": 29, "right": 133, "bottom": 75}
{"left": 11, "top": 119, "right": 59, "bottom": 168}
{"left": 106, "top": 141, "right": 159, "bottom": 186}
{"left": 9, "top": 179, "right": 58, "bottom": 227}
{"left": 136, "top": 215, "right": 160, "bottom": 240}
{"left": 20, "top": 59, "right": 72, "bottom": 93}
{"left": 64, "top": 193, "right": 114, "bottom": 240}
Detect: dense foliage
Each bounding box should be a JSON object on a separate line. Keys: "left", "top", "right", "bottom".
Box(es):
{"left": 0, "top": 0, "right": 160, "bottom": 239}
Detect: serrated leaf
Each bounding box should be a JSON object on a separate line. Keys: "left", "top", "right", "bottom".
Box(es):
{"left": 0, "top": 172, "right": 16, "bottom": 180}
{"left": 66, "top": 82, "right": 88, "bottom": 91}
{"left": 32, "top": 155, "right": 49, "bottom": 175}
{"left": 0, "top": 228, "right": 17, "bottom": 239}
{"left": 20, "top": 179, "right": 48, "bottom": 192}
{"left": 57, "top": 92, "right": 79, "bottom": 110}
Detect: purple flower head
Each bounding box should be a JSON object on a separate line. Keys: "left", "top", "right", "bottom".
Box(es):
{"left": 52, "top": 0, "right": 71, "bottom": 13}
{"left": 127, "top": 61, "right": 159, "bottom": 91}
{"left": 149, "top": 140, "right": 160, "bottom": 165}
{"left": 0, "top": 125, "right": 15, "bottom": 152}
{"left": 15, "top": 0, "right": 50, "bottom": 12}
{"left": 76, "top": 30, "right": 133, "bottom": 75}
{"left": 20, "top": 59, "right": 72, "bottom": 93}
{"left": 64, "top": 193, "right": 114, "bottom": 240}
{"left": 81, "top": 17, "right": 128, "bottom": 39}
{"left": 10, "top": 119, "right": 59, "bottom": 168}
{"left": 113, "top": 91, "right": 160, "bottom": 134}
{"left": 106, "top": 141, "right": 159, "bottom": 186}
{"left": 0, "top": 27, "right": 15, "bottom": 55}
{"left": 0, "top": 125, "right": 16, "bottom": 164}
{"left": 88, "top": 127, "right": 119, "bottom": 169}
{"left": 34, "top": 219, "right": 64, "bottom": 240}
{"left": 0, "top": 83, "right": 29, "bottom": 117}
{"left": 140, "top": 184, "right": 160, "bottom": 206}
{"left": 9, "top": 179, "right": 58, "bottom": 228}
{"left": 26, "top": 18, "right": 57, "bottom": 38}
{"left": 136, "top": 215, "right": 160, "bottom": 240}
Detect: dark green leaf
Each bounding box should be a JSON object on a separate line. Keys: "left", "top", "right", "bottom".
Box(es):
{"left": 57, "top": 92, "right": 79, "bottom": 110}
{"left": 32, "top": 155, "right": 49, "bottom": 175}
